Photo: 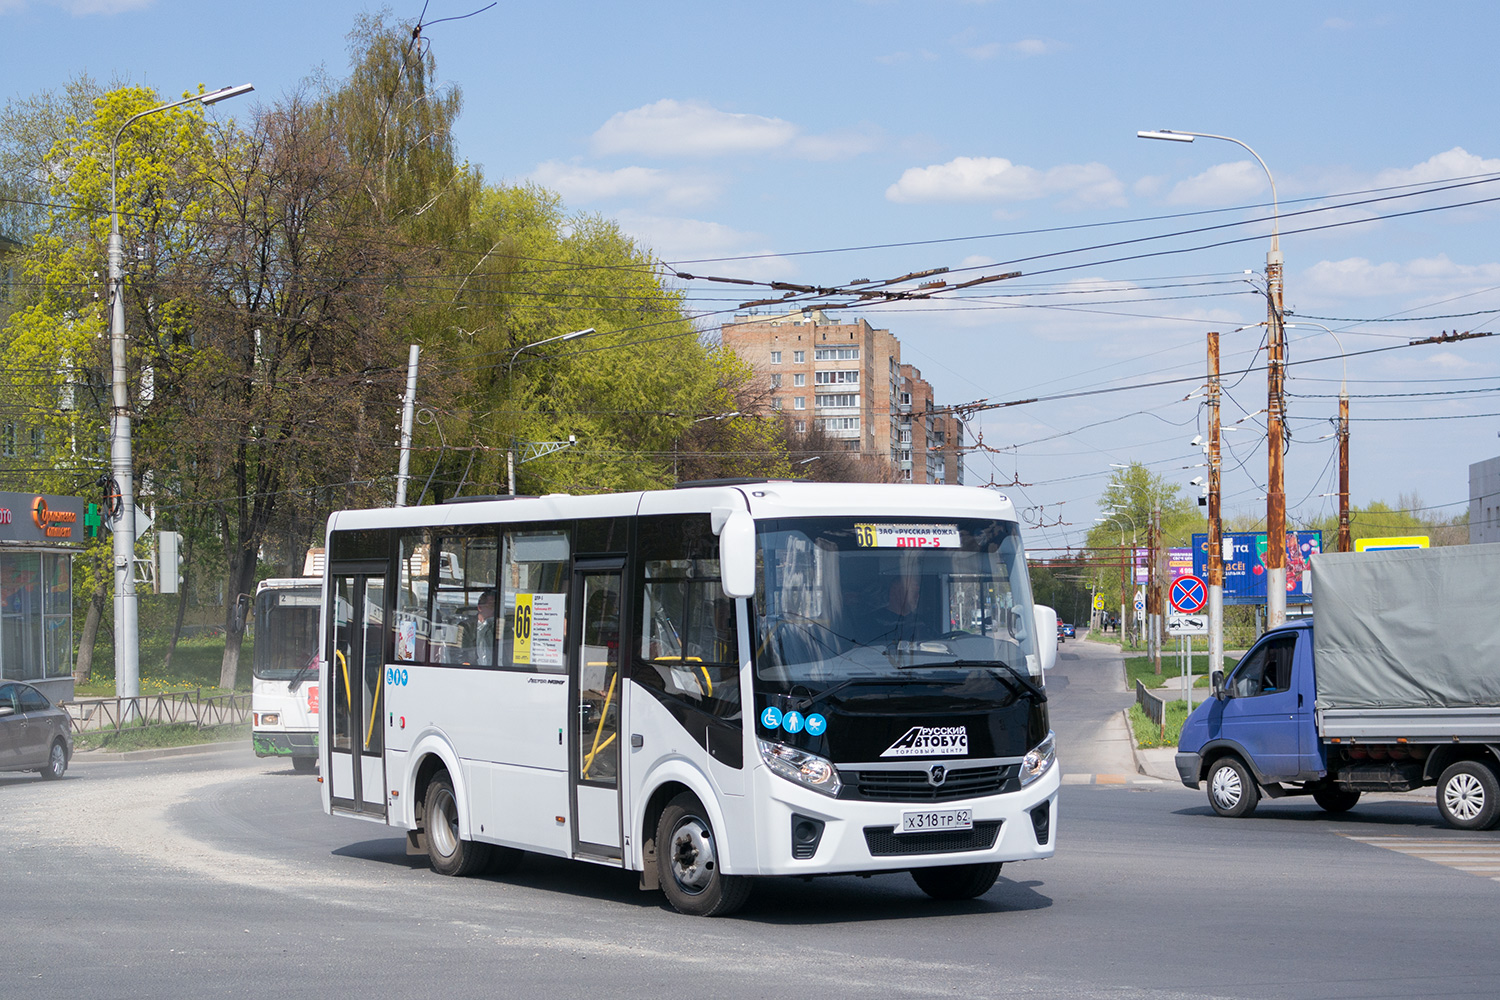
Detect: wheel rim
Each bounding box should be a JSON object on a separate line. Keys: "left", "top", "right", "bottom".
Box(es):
{"left": 49, "top": 744, "right": 64, "bottom": 775}
{"left": 1211, "top": 764, "right": 1242, "bottom": 810}
{"left": 668, "top": 815, "right": 716, "bottom": 894}
{"left": 430, "top": 787, "right": 460, "bottom": 858}
{"left": 1445, "top": 773, "right": 1485, "bottom": 821}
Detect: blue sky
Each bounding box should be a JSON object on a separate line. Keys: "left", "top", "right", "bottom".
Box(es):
{"left": 6, "top": 0, "right": 1500, "bottom": 548}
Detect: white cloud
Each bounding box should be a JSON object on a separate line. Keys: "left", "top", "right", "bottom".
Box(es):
{"left": 1011, "top": 38, "right": 1061, "bottom": 56}
{"left": 592, "top": 100, "right": 798, "bottom": 158}
{"left": 613, "top": 210, "right": 798, "bottom": 284}
{"left": 1300, "top": 254, "right": 1500, "bottom": 300}
{"left": 885, "top": 155, "right": 1124, "bottom": 207}
{"left": 962, "top": 41, "right": 1003, "bottom": 60}
{"left": 1372, "top": 147, "right": 1500, "bottom": 188}
{"left": 528, "top": 161, "right": 719, "bottom": 209}
{"left": 1164, "top": 160, "right": 1268, "bottom": 205}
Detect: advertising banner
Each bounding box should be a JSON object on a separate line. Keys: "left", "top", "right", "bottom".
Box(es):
{"left": 1133, "top": 547, "right": 1195, "bottom": 585}
{"left": 0, "top": 491, "right": 89, "bottom": 546}
{"left": 1191, "top": 531, "right": 1322, "bottom": 605}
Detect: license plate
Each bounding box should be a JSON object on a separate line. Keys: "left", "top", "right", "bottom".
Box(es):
{"left": 899, "top": 808, "right": 973, "bottom": 833}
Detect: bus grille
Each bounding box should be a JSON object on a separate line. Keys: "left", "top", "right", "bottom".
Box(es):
{"left": 843, "top": 766, "right": 1011, "bottom": 802}
{"left": 863, "top": 821, "right": 1002, "bottom": 857}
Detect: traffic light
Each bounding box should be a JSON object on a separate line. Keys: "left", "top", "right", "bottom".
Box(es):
{"left": 158, "top": 530, "right": 184, "bottom": 594}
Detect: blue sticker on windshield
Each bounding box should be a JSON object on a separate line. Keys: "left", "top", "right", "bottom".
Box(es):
{"left": 805, "top": 713, "right": 827, "bottom": 737}
{"left": 782, "top": 711, "right": 805, "bottom": 734}
{"left": 760, "top": 706, "right": 783, "bottom": 730}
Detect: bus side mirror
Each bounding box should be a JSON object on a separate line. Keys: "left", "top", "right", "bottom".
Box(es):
{"left": 1212, "top": 669, "right": 1225, "bottom": 699}
{"left": 717, "top": 509, "right": 755, "bottom": 598}
{"left": 1034, "top": 605, "right": 1058, "bottom": 672}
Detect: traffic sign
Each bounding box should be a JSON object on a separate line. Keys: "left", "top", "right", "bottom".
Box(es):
{"left": 1092, "top": 595, "right": 1105, "bottom": 611}
{"left": 1167, "top": 614, "right": 1208, "bottom": 636}
{"left": 1170, "top": 574, "right": 1207, "bottom": 614}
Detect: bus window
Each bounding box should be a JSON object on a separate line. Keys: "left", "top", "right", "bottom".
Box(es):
{"left": 500, "top": 529, "right": 569, "bottom": 673}
{"left": 634, "top": 515, "right": 741, "bottom": 720}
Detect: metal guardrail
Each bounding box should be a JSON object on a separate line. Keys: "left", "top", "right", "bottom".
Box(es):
{"left": 65, "top": 690, "right": 251, "bottom": 733}
{"left": 1135, "top": 680, "right": 1165, "bottom": 725}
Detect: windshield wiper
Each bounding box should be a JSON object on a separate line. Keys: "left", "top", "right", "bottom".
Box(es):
{"left": 287, "top": 653, "right": 317, "bottom": 691}
{"left": 896, "top": 658, "right": 1047, "bottom": 703}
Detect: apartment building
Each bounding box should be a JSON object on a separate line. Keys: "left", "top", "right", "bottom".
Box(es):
{"left": 721, "top": 309, "right": 964, "bottom": 484}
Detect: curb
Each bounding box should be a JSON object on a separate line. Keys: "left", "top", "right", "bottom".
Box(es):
{"left": 75, "top": 741, "right": 247, "bottom": 763}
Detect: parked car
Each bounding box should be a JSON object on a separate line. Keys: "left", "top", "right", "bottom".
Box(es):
{"left": 0, "top": 682, "right": 74, "bottom": 780}
{"left": 1056, "top": 620, "right": 1065, "bottom": 644}
{"left": 1062, "top": 623, "right": 1076, "bottom": 638}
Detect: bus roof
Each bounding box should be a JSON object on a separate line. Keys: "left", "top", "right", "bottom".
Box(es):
{"left": 326, "top": 482, "right": 1019, "bottom": 534}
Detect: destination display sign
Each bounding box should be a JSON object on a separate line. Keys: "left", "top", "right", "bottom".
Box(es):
{"left": 855, "top": 523, "right": 961, "bottom": 549}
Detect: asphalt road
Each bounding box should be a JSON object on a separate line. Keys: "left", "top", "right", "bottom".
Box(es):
{"left": 4, "top": 640, "right": 1499, "bottom": 999}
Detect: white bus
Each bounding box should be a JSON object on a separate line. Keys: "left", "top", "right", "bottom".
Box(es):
{"left": 252, "top": 577, "right": 322, "bottom": 772}
{"left": 318, "top": 482, "right": 1060, "bottom": 915}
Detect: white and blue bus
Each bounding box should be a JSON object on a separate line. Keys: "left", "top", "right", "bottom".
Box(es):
{"left": 252, "top": 577, "right": 321, "bottom": 771}
{"left": 318, "top": 481, "right": 1060, "bottom": 915}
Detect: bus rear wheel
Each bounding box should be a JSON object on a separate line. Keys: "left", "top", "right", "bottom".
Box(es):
{"left": 656, "top": 793, "right": 752, "bottom": 916}
{"left": 424, "top": 774, "right": 492, "bottom": 877}
{"left": 911, "top": 862, "right": 1001, "bottom": 900}
{"left": 292, "top": 756, "right": 317, "bottom": 774}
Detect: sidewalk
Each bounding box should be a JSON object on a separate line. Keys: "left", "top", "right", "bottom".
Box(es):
{"left": 1131, "top": 743, "right": 1182, "bottom": 783}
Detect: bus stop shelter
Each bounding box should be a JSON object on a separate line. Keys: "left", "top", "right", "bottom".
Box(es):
{"left": 0, "top": 491, "right": 87, "bottom": 703}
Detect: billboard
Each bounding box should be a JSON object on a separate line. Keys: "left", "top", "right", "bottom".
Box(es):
{"left": 1133, "top": 547, "right": 1195, "bottom": 585}
{"left": 1191, "top": 531, "right": 1322, "bottom": 605}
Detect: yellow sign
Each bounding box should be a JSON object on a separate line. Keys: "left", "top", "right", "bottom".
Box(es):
{"left": 1093, "top": 595, "right": 1105, "bottom": 611}
{"left": 1355, "top": 536, "right": 1429, "bottom": 552}
{"left": 513, "top": 593, "right": 534, "bottom": 665}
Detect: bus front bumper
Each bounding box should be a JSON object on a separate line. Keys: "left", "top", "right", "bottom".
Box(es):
{"left": 744, "top": 760, "right": 1060, "bottom": 876}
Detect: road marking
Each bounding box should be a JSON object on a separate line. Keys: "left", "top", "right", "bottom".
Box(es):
{"left": 1340, "top": 834, "right": 1500, "bottom": 881}
{"left": 1062, "top": 772, "right": 1167, "bottom": 785}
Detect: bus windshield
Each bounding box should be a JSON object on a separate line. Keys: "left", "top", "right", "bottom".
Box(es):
{"left": 753, "top": 517, "right": 1042, "bottom": 699}
{"left": 253, "top": 586, "right": 321, "bottom": 680}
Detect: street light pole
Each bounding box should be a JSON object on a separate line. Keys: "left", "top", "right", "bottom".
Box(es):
{"left": 1207, "top": 331, "right": 1224, "bottom": 681}
{"left": 505, "top": 327, "right": 596, "bottom": 494}
{"left": 108, "top": 83, "right": 252, "bottom": 703}
{"left": 1139, "top": 128, "right": 1286, "bottom": 627}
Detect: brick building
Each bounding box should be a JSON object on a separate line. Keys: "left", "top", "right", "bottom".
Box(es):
{"left": 721, "top": 309, "right": 964, "bottom": 484}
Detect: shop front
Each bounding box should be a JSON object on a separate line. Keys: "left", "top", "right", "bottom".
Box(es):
{"left": 0, "top": 491, "right": 87, "bottom": 703}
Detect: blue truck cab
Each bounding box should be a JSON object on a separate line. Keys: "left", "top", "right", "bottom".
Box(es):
{"left": 1175, "top": 619, "right": 1343, "bottom": 817}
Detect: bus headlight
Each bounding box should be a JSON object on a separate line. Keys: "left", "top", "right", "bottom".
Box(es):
{"left": 759, "top": 740, "right": 842, "bottom": 797}
{"left": 261, "top": 713, "right": 280, "bottom": 727}
{"left": 1019, "top": 731, "right": 1056, "bottom": 787}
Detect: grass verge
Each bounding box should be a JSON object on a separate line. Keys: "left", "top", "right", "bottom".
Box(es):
{"left": 74, "top": 721, "right": 249, "bottom": 753}
{"left": 1128, "top": 700, "right": 1192, "bottom": 749}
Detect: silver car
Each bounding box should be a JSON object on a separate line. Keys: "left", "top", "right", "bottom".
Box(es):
{"left": 0, "top": 682, "right": 74, "bottom": 779}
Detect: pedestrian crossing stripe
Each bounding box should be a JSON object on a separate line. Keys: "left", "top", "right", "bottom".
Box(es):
{"left": 1061, "top": 772, "right": 1167, "bottom": 785}
{"left": 1339, "top": 834, "right": 1500, "bottom": 881}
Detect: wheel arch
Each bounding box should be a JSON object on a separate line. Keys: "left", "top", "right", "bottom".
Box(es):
{"left": 633, "top": 762, "right": 731, "bottom": 887}
{"left": 1198, "top": 740, "right": 1265, "bottom": 784}
{"left": 1423, "top": 743, "right": 1500, "bottom": 785}
{"left": 406, "top": 730, "right": 465, "bottom": 835}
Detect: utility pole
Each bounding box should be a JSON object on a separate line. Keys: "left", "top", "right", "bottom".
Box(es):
{"left": 394, "top": 344, "right": 419, "bottom": 507}
{"left": 1265, "top": 248, "right": 1288, "bottom": 628}
{"left": 1338, "top": 393, "right": 1351, "bottom": 551}
{"left": 1207, "top": 331, "right": 1224, "bottom": 680}
{"left": 1119, "top": 541, "right": 1129, "bottom": 648}
{"left": 1149, "top": 506, "right": 1163, "bottom": 674}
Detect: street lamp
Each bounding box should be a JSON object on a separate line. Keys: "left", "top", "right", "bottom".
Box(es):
{"left": 108, "top": 83, "right": 252, "bottom": 704}
{"left": 1287, "top": 322, "right": 1351, "bottom": 551}
{"left": 1099, "top": 509, "right": 1138, "bottom": 647}
{"left": 505, "top": 327, "right": 598, "bottom": 493}
{"left": 1139, "top": 127, "right": 1289, "bottom": 628}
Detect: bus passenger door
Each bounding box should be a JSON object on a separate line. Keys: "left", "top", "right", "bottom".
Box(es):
{"left": 569, "top": 561, "right": 625, "bottom": 860}
{"left": 327, "top": 570, "right": 389, "bottom": 818}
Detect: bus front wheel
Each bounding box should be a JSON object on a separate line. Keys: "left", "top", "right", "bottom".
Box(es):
{"left": 424, "top": 774, "right": 492, "bottom": 877}
{"left": 656, "top": 793, "right": 752, "bottom": 917}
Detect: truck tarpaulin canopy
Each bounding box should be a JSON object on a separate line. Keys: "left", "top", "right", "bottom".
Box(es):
{"left": 1312, "top": 543, "right": 1500, "bottom": 711}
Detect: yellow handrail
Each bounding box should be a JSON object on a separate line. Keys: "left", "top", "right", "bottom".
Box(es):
{"left": 583, "top": 671, "right": 618, "bottom": 779}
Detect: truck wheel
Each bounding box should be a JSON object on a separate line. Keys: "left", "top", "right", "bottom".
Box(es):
{"left": 911, "top": 862, "right": 1002, "bottom": 900}
{"left": 656, "top": 793, "right": 752, "bottom": 916}
{"left": 1312, "top": 784, "right": 1360, "bottom": 814}
{"left": 1207, "top": 756, "right": 1259, "bottom": 818}
{"left": 424, "top": 773, "right": 492, "bottom": 876}
{"left": 1437, "top": 761, "right": 1500, "bottom": 831}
